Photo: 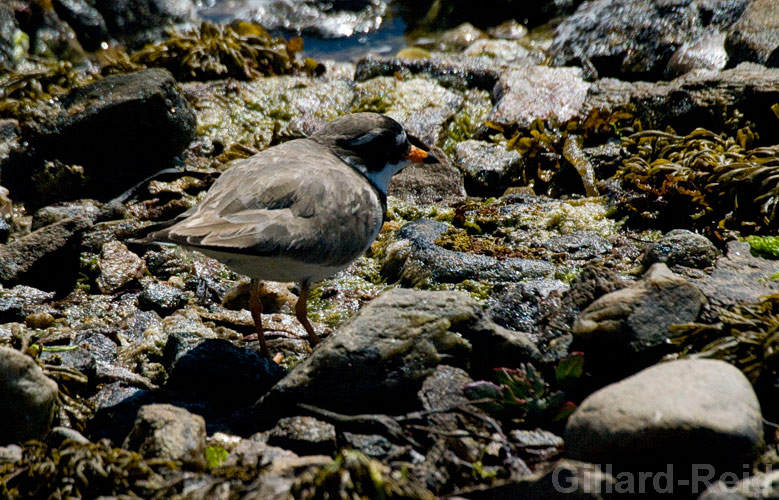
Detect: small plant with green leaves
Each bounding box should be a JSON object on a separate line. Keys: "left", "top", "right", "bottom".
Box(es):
{"left": 463, "top": 352, "right": 584, "bottom": 426}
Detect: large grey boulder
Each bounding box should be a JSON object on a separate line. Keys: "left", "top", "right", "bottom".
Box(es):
{"left": 565, "top": 359, "right": 764, "bottom": 471}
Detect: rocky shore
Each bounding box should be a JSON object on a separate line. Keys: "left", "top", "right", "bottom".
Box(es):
{"left": 1, "top": 0, "right": 779, "bottom": 498}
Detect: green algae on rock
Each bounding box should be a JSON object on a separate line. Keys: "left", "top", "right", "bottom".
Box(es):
{"left": 131, "top": 21, "right": 320, "bottom": 82}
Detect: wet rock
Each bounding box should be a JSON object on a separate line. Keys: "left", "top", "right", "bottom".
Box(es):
{"left": 488, "top": 279, "right": 568, "bottom": 333}
{"left": 457, "top": 459, "right": 615, "bottom": 499}
{"left": 51, "top": 0, "right": 110, "bottom": 50}
{"left": 86, "top": 382, "right": 155, "bottom": 443}
{"left": 0, "top": 119, "right": 18, "bottom": 165}
{"left": 138, "top": 280, "right": 188, "bottom": 316}
{"left": 549, "top": 0, "right": 743, "bottom": 80}
{"left": 40, "top": 345, "right": 97, "bottom": 381}
{"left": 665, "top": 31, "right": 729, "bottom": 78}
{"left": 25, "top": 310, "right": 55, "bottom": 329}
{"left": 267, "top": 416, "right": 337, "bottom": 456}
{"left": 388, "top": 147, "right": 466, "bottom": 205}
{"left": 725, "top": 0, "right": 779, "bottom": 67}
{"left": 165, "top": 338, "right": 284, "bottom": 407}
{"left": 0, "top": 220, "right": 9, "bottom": 245}
{"left": 0, "top": 347, "right": 59, "bottom": 444}
{"left": 699, "top": 469, "right": 779, "bottom": 499}
{"left": 698, "top": 241, "right": 779, "bottom": 309}
{"left": 382, "top": 219, "right": 555, "bottom": 287}
{"left": 565, "top": 359, "right": 764, "bottom": 472}
{"left": 32, "top": 200, "right": 102, "bottom": 230}
{"left": 0, "top": 5, "right": 21, "bottom": 68}
{"left": 573, "top": 264, "right": 706, "bottom": 370}
{"left": 8, "top": 69, "right": 196, "bottom": 204}
{"left": 123, "top": 403, "right": 207, "bottom": 470}
{"left": 642, "top": 229, "right": 719, "bottom": 269}
{"left": 583, "top": 63, "right": 779, "bottom": 142}
{"left": 488, "top": 20, "right": 528, "bottom": 40}
{"left": 243, "top": 0, "right": 387, "bottom": 38}
{"left": 542, "top": 230, "right": 612, "bottom": 260}
{"left": 452, "top": 140, "right": 524, "bottom": 197}
{"left": 488, "top": 66, "right": 590, "bottom": 130}
{"left": 23, "top": 0, "right": 88, "bottom": 64}
{"left": 261, "top": 288, "right": 525, "bottom": 414}
{"left": 354, "top": 54, "right": 504, "bottom": 91}
{"left": 96, "top": 240, "right": 147, "bottom": 294}
{"left": 421, "top": 22, "right": 486, "bottom": 51}
{"left": 463, "top": 39, "right": 529, "bottom": 62}
{"left": 0, "top": 214, "right": 92, "bottom": 293}
{"left": 94, "top": 0, "right": 197, "bottom": 43}
{"left": 0, "top": 285, "right": 55, "bottom": 324}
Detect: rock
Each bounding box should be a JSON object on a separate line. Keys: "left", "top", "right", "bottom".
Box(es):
{"left": 8, "top": 69, "right": 196, "bottom": 204}
{"left": 573, "top": 264, "right": 706, "bottom": 370}
{"left": 388, "top": 147, "right": 466, "bottom": 205}
{"left": 261, "top": 288, "right": 532, "bottom": 414}
{"left": 699, "top": 468, "right": 779, "bottom": 499}
{"left": 452, "top": 140, "right": 525, "bottom": 196}
{"left": 510, "top": 429, "right": 564, "bottom": 463}
{"left": 488, "top": 279, "right": 569, "bottom": 333}
{"left": 488, "top": 20, "right": 528, "bottom": 40}
{"left": 0, "top": 347, "right": 59, "bottom": 444}
{"left": 0, "top": 5, "right": 21, "bottom": 68}
{"left": 456, "top": 459, "right": 615, "bottom": 500}
{"left": 123, "top": 403, "right": 207, "bottom": 470}
{"left": 31, "top": 200, "right": 103, "bottom": 231}
{"left": 381, "top": 219, "right": 555, "bottom": 287}
{"left": 354, "top": 54, "right": 504, "bottom": 91}
{"left": 267, "top": 416, "right": 337, "bottom": 456}
{"left": 463, "top": 39, "right": 529, "bottom": 62}
{"left": 165, "top": 338, "right": 284, "bottom": 407}
{"left": 665, "top": 31, "right": 729, "bottom": 78}
{"left": 583, "top": 63, "right": 779, "bottom": 142}
{"left": 341, "top": 432, "right": 407, "bottom": 461}
{"left": 549, "top": 0, "right": 744, "bottom": 80}
{"left": 51, "top": 0, "right": 110, "bottom": 50}
{"left": 93, "top": 0, "right": 197, "bottom": 42}
{"left": 138, "top": 280, "right": 188, "bottom": 316}
{"left": 0, "top": 444, "right": 22, "bottom": 464}
{"left": 96, "top": 240, "right": 147, "bottom": 294}
{"left": 40, "top": 346, "right": 97, "bottom": 381}
{"left": 0, "top": 119, "right": 18, "bottom": 166}
{"left": 24, "top": 0, "right": 88, "bottom": 64}
{"left": 725, "top": 0, "right": 779, "bottom": 67}
{"left": 0, "top": 285, "right": 55, "bottom": 324}
{"left": 698, "top": 241, "right": 779, "bottom": 309}
{"left": 0, "top": 214, "right": 92, "bottom": 293}
{"left": 565, "top": 359, "right": 764, "bottom": 473}
{"left": 242, "top": 0, "right": 387, "bottom": 38}
{"left": 541, "top": 230, "right": 612, "bottom": 260}
{"left": 642, "top": 229, "right": 720, "bottom": 269}
{"left": 489, "top": 66, "right": 590, "bottom": 131}
{"left": 48, "top": 426, "right": 90, "bottom": 447}
{"left": 421, "top": 22, "right": 486, "bottom": 51}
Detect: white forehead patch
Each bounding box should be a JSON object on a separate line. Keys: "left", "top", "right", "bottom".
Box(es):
{"left": 396, "top": 130, "right": 407, "bottom": 146}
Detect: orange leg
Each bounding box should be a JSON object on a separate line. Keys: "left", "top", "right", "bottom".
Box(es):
{"left": 249, "top": 278, "right": 270, "bottom": 357}
{"left": 295, "top": 279, "right": 321, "bottom": 349}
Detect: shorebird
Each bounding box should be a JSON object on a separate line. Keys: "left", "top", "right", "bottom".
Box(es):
{"left": 146, "top": 113, "right": 438, "bottom": 356}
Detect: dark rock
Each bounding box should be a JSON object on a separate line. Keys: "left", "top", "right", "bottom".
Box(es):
{"left": 725, "top": 0, "right": 779, "bottom": 67}
{"left": 73, "top": 330, "right": 119, "bottom": 366}
{"left": 388, "top": 147, "right": 466, "bottom": 205}
{"left": 0, "top": 347, "right": 59, "bottom": 444}
{"left": 0, "top": 214, "right": 92, "bottom": 293}
{"left": 0, "top": 219, "right": 9, "bottom": 245}
{"left": 166, "top": 338, "right": 284, "bottom": 407}
{"left": 86, "top": 382, "right": 154, "bottom": 443}
{"left": 382, "top": 219, "right": 555, "bottom": 287}
{"left": 573, "top": 264, "right": 706, "bottom": 371}
{"left": 489, "top": 66, "right": 590, "bottom": 130}
{"left": 698, "top": 241, "right": 779, "bottom": 309}
{"left": 0, "top": 5, "right": 20, "bottom": 68}
{"left": 452, "top": 140, "right": 524, "bottom": 197}
{"left": 0, "top": 119, "right": 18, "bottom": 165}
{"left": 488, "top": 279, "right": 568, "bottom": 333}
{"left": 456, "top": 459, "right": 615, "bottom": 500}
{"left": 699, "top": 469, "right": 779, "bottom": 499}
{"left": 93, "top": 0, "right": 197, "bottom": 40}
{"left": 542, "top": 230, "right": 612, "bottom": 260}
{"left": 642, "top": 229, "right": 719, "bottom": 269}
{"left": 138, "top": 280, "right": 188, "bottom": 316}
{"left": 665, "top": 31, "right": 729, "bottom": 78}
{"left": 96, "top": 240, "right": 147, "bottom": 294}
{"left": 51, "top": 0, "right": 110, "bottom": 50}
{"left": 40, "top": 346, "right": 97, "bottom": 381}
{"left": 583, "top": 63, "right": 779, "bottom": 143}
{"left": 549, "top": 0, "right": 743, "bottom": 80}
{"left": 8, "top": 69, "right": 196, "bottom": 205}
{"left": 242, "top": 0, "right": 387, "bottom": 38}
{"left": 565, "top": 359, "right": 763, "bottom": 473}
{"left": 510, "top": 429, "right": 565, "bottom": 464}
{"left": 267, "top": 416, "right": 337, "bottom": 456}
{"left": 0, "top": 285, "right": 55, "bottom": 323}
{"left": 123, "top": 403, "right": 207, "bottom": 470}
{"left": 20, "top": 0, "right": 88, "bottom": 64}
{"left": 341, "top": 432, "right": 407, "bottom": 461}
{"left": 261, "top": 289, "right": 529, "bottom": 414}
{"left": 354, "top": 54, "right": 504, "bottom": 91}
{"left": 32, "top": 200, "right": 102, "bottom": 230}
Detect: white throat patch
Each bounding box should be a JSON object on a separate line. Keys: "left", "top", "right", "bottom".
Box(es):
{"left": 364, "top": 160, "right": 408, "bottom": 194}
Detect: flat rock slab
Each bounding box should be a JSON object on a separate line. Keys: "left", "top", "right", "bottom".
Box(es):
{"left": 725, "top": 0, "right": 779, "bottom": 67}
{"left": 697, "top": 241, "right": 779, "bottom": 309}
{"left": 565, "top": 359, "right": 763, "bottom": 470}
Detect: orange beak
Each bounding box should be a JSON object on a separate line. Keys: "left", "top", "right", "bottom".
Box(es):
{"left": 407, "top": 145, "right": 429, "bottom": 164}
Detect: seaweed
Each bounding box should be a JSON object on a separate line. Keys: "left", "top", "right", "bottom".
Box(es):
{"left": 131, "top": 21, "right": 320, "bottom": 81}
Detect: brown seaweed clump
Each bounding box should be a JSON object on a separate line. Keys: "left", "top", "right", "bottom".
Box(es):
{"left": 131, "top": 21, "right": 321, "bottom": 81}
{"left": 0, "top": 60, "right": 97, "bottom": 117}
{"left": 617, "top": 127, "right": 779, "bottom": 235}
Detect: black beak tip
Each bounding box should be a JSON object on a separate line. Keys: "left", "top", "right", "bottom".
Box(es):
{"left": 423, "top": 152, "right": 440, "bottom": 164}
